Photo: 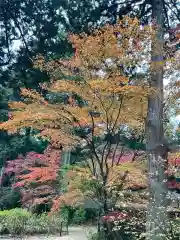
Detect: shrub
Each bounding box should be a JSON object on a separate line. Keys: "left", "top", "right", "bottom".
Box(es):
{"left": 25, "top": 213, "right": 49, "bottom": 234}
{"left": 59, "top": 205, "right": 97, "bottom": 225}
{"left": 0, "top": 188, "right": 21, "bottom": 210}
{"left": 88, "top": 231, "right": 106, "bottom": 240}
{"left": 59, "top": 205, "right": 74, "bottom": 224}
{"left": 85, "top": 208, "right": 99, "bottom": 221}
{"left": 0, "top": 208, "right": 63, "bottom": 235}
{"left": 100, "top": 210, "right": 146, "bottom": 240}
{"left": 25, "top": 213, "right": 62, "bottom": 234}
{"left": 0, "top": 208, "right": 32, "bottom": 235}
{"left": 73, "top": 208, "right": 86, "bottom": 224}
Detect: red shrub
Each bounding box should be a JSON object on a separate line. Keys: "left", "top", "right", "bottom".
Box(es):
{"left": 2, "top": 146, "right": 61, "bottom": 209}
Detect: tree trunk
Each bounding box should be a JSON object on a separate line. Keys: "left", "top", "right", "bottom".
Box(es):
{"left": 62, "top": 150, "right": 71, "bottom": 165}
{"left": 58, "top": 150, "right": 71, "bottom": 194}
{"left": 146, "top": 0, "right": 169, "bottom": 239}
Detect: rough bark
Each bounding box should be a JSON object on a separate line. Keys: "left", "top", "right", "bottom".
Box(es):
{"left": 146, "top": 0, "right": 169, "bottom": 239}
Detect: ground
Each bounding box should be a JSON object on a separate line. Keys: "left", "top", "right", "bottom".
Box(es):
{"left": 0, "top": 226, "right": 96, "bottom": 240}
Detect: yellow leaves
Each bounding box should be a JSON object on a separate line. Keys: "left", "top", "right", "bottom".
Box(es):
{"left": 51, "top": 80, "right": 75, "bottom": 92}
{"left": 68, "top": 16, "right": 153, "bottom": 72}
{"left": 1, "top": 102, "right": 60, "bottom": 133}
{"left": 110, "top": 163, "right": 147, "bottom": 190}
{"left": 89, "top": 79, "right": 122, "bottom": 93}
{"left": 89, "top": 79, "right": 105, "bottom": 88}
{"left": 51, "top": 80, "right": 93, "bottom": 102}
{"left": 40, "top": 128, "right": 79, "bottom": 149}
{"left": 33, "top": 55, "right": 46, "bottom": 71}
{"left": 0, "top": 16, "right": 157, "bottom": 148}
{"left": 0, "top": 81, "right": 148, "bottom": 145}
{"left": 21, "top": 88, "right": 47, "bottom": 105}
{"left": 0, "top": 110, "right": 39, "bottom": 133}
{"left": 8, "top": 101, "right": 27, "bottom": 110}
{"left": 114, "top": 76, "right": 129, "bottom": 84}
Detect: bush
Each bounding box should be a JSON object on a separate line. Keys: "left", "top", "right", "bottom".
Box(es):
{"left": 73, "top": 208, "right": 86, "bottom": 224}
{"left": 100, "top": 210, "right": 146, "bottom": 240}
{"left": 59, "top": 205, "right": 74, "bottom": 224}
{"left": 25, "top": 213, "right": 62, "bottom": 234}
{"left": 0, "top": 208, "right": 63, "bottom": 235}
{"left": 0, "top": 208, "right": 32, "bottom": 235}
{"left": 88, "top": 231, "right": 106, "bottom": 240}
{"left": 0, "top": 188, "right": 21, "bottom": 210}
{"left": 59, "top": 205, "right": 97, "bottom": 225}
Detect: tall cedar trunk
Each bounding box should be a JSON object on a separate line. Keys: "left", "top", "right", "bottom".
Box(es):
{"left": 146, "top": 0, "right": 169, "bottom": 239}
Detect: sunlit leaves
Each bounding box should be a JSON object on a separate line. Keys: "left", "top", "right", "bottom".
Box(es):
{"left": 0, "top": 17, "right": 155, "bottom": 148}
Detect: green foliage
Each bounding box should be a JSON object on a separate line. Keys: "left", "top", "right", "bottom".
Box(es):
{"left": 25, "top": 213, "right": 63, "bottom": 234}
{"left": 72, "top": 208, "right": 86, "bottom": 224}
{"left": 79, "top": 178, "right": 102, "bottom": 197}
{"left": 172, "top": 218, "right": 180, "bottom": 239}
{"left": 0, "top": 85, "right": 9, "bottom": 122}
{"left": 119, "top": 128, "right": 146, "bottom": 151}
{"left": 59, "top": 205, "right": 74, "bottom": 224}
{"left": 59, "top": 205, "right": 97, "bottom": 225}
{"left": 88, "top": 231, "right": 106, "bottom": 240}
{"left": 0, "top": 128, "right": 48, "bottom": 168}
{"left": 59, "top": 205, "right": 86, "bottom": 224}
{"left": 0, "top": 188, "right": 21, "bottom": 210}
{"left": 139, "top": 218, "right": 180, "bottom": 239}
{"left": 0, "top": 208, "right": 32, "bottom": 235}
{"left": 0, "top": 208, "right": 63, "bottom": 235}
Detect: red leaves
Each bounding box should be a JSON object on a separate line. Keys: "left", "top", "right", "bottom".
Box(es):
{"left": 101, "top": 211, "right": 129, "bottom": 223}
{"left": 18, "top": 167, "right": 57, "bottom": 183}
{"left": 16, "top": 149, "right": 60, "bottom": 186}
{"left": 167, "top": 180, "right": 180, "bottom": 190}
{"left": 3, "top": 146, "right": 61, "bottom": 208}
{"left": 4, "top": 152, "right": 43, "bottom": 175}
{"left": 13, "top": 181, "right": 25, "bottom": 188}
{"left": 168, "top": 157, "right": 180, "bottom": 166}
{"left": 167, "top": 157, "right": 180, "bottom": 190}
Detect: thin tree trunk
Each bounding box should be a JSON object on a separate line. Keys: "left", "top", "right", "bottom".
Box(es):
{"left": 146, "top": 0, "right": 169, "bottom": 239}
{"left": 58, "top": 150, "right": 71, "bottom": 194}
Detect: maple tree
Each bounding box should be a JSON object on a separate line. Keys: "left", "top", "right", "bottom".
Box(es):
{"left": 1, "top": 146, "right": 61, "bottom": 211}
{"left": 0, "top": 17, "right": 154, "bottom": 145}
{"left": 51, "top": 161, "right": 148, "bottom": 213}
{"left": 0, "top": 16, "right": 179, "bottom": 222}
{"left": 0, "top": 17, "right": 156, "bottom": 213}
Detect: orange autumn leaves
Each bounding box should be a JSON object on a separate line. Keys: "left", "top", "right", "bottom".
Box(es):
{"left": 51, "top": 162, "right": 147, "bottom": 213}
{"left": 68, "top": 16, "right": 153, "bottom": 71}
{"left": 0, "top": 17, "right": 155, "bottom": 149}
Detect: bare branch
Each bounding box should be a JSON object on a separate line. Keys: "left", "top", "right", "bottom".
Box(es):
{"left": 112, "top": 96, "right": 123, "bottom": 132}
